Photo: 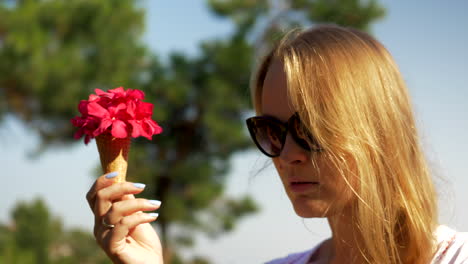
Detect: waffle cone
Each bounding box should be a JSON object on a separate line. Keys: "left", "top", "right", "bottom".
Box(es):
{"left": 95, "top": 134, "right": 131, "bottom": 182}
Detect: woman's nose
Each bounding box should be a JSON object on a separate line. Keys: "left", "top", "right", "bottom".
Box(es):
{"left": 279, "top": 133, "right": 308, "bottom": 165}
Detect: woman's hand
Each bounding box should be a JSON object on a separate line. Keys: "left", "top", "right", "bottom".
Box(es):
{"left": 86, "top": 172, "right": 163, "bottom": 264}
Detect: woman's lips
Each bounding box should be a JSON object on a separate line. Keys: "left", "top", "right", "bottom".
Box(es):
{"left": 289, "top": 181, "right": 320, "bottom": 193}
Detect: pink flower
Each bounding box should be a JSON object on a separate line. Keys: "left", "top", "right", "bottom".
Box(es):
{"left": 127, "top": 101, "right": 163, "bottom": 140}
{"left": 71, "top": 87, "right": 163, "bottom": 144}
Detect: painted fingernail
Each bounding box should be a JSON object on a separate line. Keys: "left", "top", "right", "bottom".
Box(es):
{"left": 133, "top": 183, "right": 146, "bottom": 189}
{"left": 105, "top": 172, "right": 118, "bottom": 179}
{"left": 148, "top": 213, "right": 159, "bottom": 218}
{"left": 148, "top": 200, "right": 161, "bottom": 207}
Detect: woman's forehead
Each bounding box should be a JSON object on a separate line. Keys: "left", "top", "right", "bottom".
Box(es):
{"left": 261, "top": 60, "right": 295, "bottom": 121}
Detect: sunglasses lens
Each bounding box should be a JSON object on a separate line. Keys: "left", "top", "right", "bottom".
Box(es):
{"left": 291, "top": 116, "right": 321, "bottom": 151}
{"left": 247, "top": 118, "right": 285, "bottom": 156}
{"left": 247, "top": 114, "right": 322, "bottom": 157}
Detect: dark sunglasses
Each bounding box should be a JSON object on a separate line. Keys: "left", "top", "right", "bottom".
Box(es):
{"left": 246, "top": 113, "right": 323, "bottom": 157}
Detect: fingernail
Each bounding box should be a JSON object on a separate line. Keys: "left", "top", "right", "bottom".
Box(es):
{"left": 105, "top": 172, "right": 118, "bottom": 179}
{"left": 133, "top": 183, "right": 146, "bottom": 189}
{"left": 148, "top": 213, "right": 159, "bottom": 218}
{"left": 148, "top": 200, "right": 161, "bottom": 207}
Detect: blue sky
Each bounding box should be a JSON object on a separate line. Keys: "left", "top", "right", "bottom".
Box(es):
{"left": 1, "top": 1, "right": 467, "bottom": 263}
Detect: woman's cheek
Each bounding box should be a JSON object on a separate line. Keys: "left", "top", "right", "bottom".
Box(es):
{"left": 272, "top": 158, "right": 282, "bottom": 171}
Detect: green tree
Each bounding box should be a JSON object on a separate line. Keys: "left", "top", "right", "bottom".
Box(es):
{"left": 51, "top": 229, "right": 110, "bottom": 264}
{"left": 208, "top": 0, "right": 385, "bottom": 55}
{"left": 0, "top": 198, "right": 109, "bottom": 264}
{"left": 0, "top": 0, "right": 385, "bottom": 263}
{"left": 0, "top": 0, "right": 147, "bottom": 150}
{"left": 0, "top": 223, "right": 18, "bottom": 264}
{"left": 291, "top": 0, "right": 386, "bottom": 31}
{"left": 12, "top": 198, "right": 51, "bottom": 264}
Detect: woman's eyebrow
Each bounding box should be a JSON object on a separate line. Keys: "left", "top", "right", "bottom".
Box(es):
{"left": 260, "top": 114, "right": 286, "bottom": 122}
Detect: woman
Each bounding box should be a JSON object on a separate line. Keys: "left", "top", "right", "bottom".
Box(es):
{"left": 86, "top": 25, "right": 467, "bottom": 263}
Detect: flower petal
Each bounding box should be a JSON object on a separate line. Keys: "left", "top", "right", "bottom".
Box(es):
{"left": 109, "top": 87, "right": 125, "bottom": 97}
{"left": 126, "top": 101, "right": 136, "bottom": 118}
{"left": 95, "top": 88, "right": 108, "bottom": 96}
{"left": 129, "top": 120, "right": 142, "bottom": 138}
{"left": 127, "top": 89, "right": 145, "bottom": 100}
{"left": 140, "top": 102, "right": 154, "bottom": 116}
{"left": 87, "top": 102, "right": 110, "bottom": 118}
{"left": 78, "top": 100, "right": 89, "bottom": 115}
{"left": 71, "top": 116, "right": 83, "bottom": 127}
{"left": 146, "top": 119, "right": 163, "bottom": 135}
{"left": 73, "top": 129, "right": 84, "bottom": 140}
{"left": 108, "top": 103, "right": 127, "bottom": 116}
{"left": 93, "top": 119, "right": 112, "bottom": 137}
{"left": 88, "top": 94, "right": 100, "bottom": 101}
{"left": 111, "top": 120, "right": 128, "bottom": 138}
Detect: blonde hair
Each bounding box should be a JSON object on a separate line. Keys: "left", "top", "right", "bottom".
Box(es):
{"left": 252, "top": 25, "right": 438, "bottom": 264}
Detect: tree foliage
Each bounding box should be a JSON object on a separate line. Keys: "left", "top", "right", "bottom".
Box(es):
{"left": 208, "top": 0, "right": 386, "bottom": 55}
{"left": 291, "top": 0, "right": 386, "bottom": 31}
{"left": 0, "top": 198, "right": 109, "bottom": 264}
{"left": 12, "top": 198, "right": 52, "bottom": 264}
{"left": 0, "top": 0, "right": 147, "bottom": 149}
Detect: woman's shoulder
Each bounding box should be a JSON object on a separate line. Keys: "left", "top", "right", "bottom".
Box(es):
{"left": 432, "top": 225, "right": 468, "bottom": 264}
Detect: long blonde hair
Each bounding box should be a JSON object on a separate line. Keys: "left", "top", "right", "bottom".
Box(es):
{"left": 252, "top": 25, "right": 438, "bottom": 264}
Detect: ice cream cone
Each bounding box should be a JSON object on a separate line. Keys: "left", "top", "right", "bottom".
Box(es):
{"left": 95, "top": 134, "right": 131, "bottom": 182}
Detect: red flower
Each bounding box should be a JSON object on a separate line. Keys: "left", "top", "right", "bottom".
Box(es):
{"left": 71, "top": 87, "right": 163, "bottom": 144}
{"left": 128, "top": 101, "right": 163, "bottom": 140}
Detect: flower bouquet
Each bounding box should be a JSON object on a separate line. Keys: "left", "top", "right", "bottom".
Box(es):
{"left": 71, "top": 87, "right": 163, "bottom": 182}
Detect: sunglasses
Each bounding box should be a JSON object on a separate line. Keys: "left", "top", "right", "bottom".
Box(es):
{"left": 246, "top": 113, "right": 323, "bottom": 157}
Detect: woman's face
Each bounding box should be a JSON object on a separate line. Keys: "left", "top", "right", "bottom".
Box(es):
{"left": 261, "top": 60, "right": 355, "bottom": 218}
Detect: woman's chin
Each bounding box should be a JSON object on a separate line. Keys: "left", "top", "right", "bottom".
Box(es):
{"left": 291, "top": 200, "right": 331, "bottom": 218}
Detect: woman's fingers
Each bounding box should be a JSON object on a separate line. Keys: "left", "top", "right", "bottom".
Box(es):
{"left": 95, "top": 182, "right": 147, "bottom": 218}
{"left": 86, "top": 171, "right": 119, "bottom": 210}
{"left": 95, "top": 199, "right": 161, "bottom": 244}
{"left": 109, "top": 212, "right": 159, "bottom": 248}
{"left": 97, "top": 212, "right": 159, "bottom": 254}
{"left": 106, "top": 198, "right": 161, "bottom": 225}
